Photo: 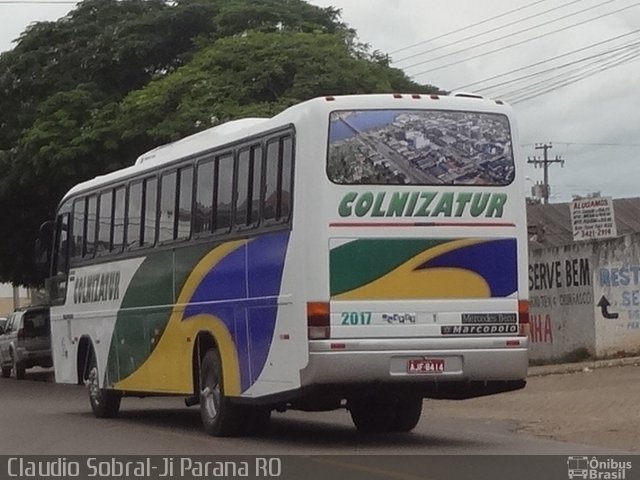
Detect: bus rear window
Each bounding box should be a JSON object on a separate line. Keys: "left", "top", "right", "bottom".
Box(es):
{"left": 327, "top": 109, "right": 514, "bottom": 186}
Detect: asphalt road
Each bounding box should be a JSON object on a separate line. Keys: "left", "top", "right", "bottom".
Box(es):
{"left": 0, "top": 368, "right": 633, "bottom": 457}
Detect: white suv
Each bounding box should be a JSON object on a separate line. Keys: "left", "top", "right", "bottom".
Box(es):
{"left": 0, "top": 306, "right": 52, "bottom": 379}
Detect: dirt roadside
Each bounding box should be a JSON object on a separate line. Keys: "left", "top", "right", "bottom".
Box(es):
{"left": 428, "top": 360, "right": 640, "bottom": 452}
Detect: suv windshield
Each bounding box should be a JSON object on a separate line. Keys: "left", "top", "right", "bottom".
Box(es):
{"left": 327, "top": 109, "right": 515, "bottom": 186}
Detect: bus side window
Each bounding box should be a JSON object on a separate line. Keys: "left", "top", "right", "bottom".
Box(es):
{"left": 142, "top": 177, "right": 158, "bottom": 247}
{"left": 215, "top": 154, "right": 233, "bottom": 233}
{"left": 112, "top": 187, "right": 125, "bottom": 253}
{"left": 235, "top": 149, "right": 250, "bottom": 227}
{"left": 84, "top": 195, "right": 97, "bottom": 258}
{"left": 159, "top": 171, "right": 177, "bottom": 243}
{"left": 280, "top": 136, "right": 293, "bottom": 220}
{"left": 264, "top": 140, "right": 279, "bottom": 221}
{"left": 249, "top": 144, "right": 262, "bottom": 226}
{"left": 71, "top": 198, "right": 85, "bottom": 259}
{"left": 127, "top": 181, "right": 143, "bottom": 248}
{"left": 234, "top": 144, "right": 261, "bottom": 228}
{"left": 264, "top": 135, "right": 294, "bottom": 222}
{"left": 176, "top": 165, "right": 193, "bottom": 240}
{"left": 97, "top": 190, "right": 112, "bottom": 256}
{"left": 194, "top": 159, "right": 214, "bottom": 235}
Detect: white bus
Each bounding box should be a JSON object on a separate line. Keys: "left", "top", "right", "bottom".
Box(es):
{"left": 44, "top": 93, "right": 529, "bottom": 436}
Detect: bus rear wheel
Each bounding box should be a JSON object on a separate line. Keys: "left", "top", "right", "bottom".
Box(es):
{"left": 86, "top": 351, "right": 121, "bottom": 418}
{"left": 199, "top": 349, "right": 245, "bottom": 437}
{"left": 349, "top": 394, "right": 423, "bottom": 433}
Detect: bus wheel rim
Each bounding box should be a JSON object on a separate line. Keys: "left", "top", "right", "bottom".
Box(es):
{"left": 202, "top": 373, "right": 221, "bottom": 420}
{"left": 88, "top": 366, "right": 101, "bottom": 405}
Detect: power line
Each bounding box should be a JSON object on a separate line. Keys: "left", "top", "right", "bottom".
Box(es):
{"left": 479, "top": 42, "right": 640, "bottom": 96}
{"left": 508, "top": 56, "right": 640, "bottom": 103}
{"left": 393, "top": 0, "right": 584, "bottom": 65}
{"left": 404, "top": 0, "right": 620, "bottom": 71}
{"left": 508, "top": 49, "right": 640, "bottom": 103}
{"left": 509, "top": 53, "right": 640, "bottom": 105}
{"left": 388, "top": 0, "right": 551, "bottom": 55}
{"left": 480, "top": 39, "right": 640, "bottom": 96}
{"left": 410, "top": 1, "right": 640, "bottom": 78}
{"left": 522, "top": 142, "right": 640, "bottom": 147}
{"left": 452, "top": 27, "right": 640, "bottom": 91}
{"left": 504, "top": 45, "right": 640, "bottom": 101}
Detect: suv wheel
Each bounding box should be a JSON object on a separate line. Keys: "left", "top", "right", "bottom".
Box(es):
{"left": 12, "top": 355, "right": 25, "bottom": 380}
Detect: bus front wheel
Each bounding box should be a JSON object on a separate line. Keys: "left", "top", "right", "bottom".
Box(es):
{"left": 349, "top": 394, "right": 423, "bottom": 433}
{"left": 86, "top": 351, "right": 121, "bottom": 418}
{"left": 199, "top": 349, "right": 244, "bottom": 436}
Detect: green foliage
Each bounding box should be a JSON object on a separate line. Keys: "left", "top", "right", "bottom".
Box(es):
{"left": 0, "top": 0, "right": 440, "bottom": 286}
{"left": 213, "top": 0, "right": 345, "bottom": 37}
{"left": 114, "top": 31, "right": 435, "bottom": 146}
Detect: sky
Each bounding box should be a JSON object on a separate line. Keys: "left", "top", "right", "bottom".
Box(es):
{"left": 1, "top": 0, "right": 639, "bottom": 202}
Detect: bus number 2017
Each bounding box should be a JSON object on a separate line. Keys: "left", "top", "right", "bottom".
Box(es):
{"left": 341, "top": 312, "right": 372, "bottom": 325}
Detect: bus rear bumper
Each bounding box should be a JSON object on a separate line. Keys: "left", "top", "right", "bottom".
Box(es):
{"left": 301, "top": 337, "right": 528, "bottom": 399}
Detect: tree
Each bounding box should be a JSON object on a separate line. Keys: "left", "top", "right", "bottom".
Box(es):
{"left": 0, "top": 0, "right": 440, "bottom": 286}
{"left": 112, "top": 31, "right": 437, "bottom": 144}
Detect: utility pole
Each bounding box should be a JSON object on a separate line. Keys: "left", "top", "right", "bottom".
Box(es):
{"left": 12, "top": 285, "right": 20, "bottom": 311}
{"left": 527, "top": 143, "right": 564, "bottom": 204}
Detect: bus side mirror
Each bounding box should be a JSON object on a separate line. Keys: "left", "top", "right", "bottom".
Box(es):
{"left": 34, "top": 220, "right": 54, "bottom": 276}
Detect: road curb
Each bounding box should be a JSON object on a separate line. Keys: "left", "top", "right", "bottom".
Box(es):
{"left": 528, "top": 356, "right": 640, "bottom": 377}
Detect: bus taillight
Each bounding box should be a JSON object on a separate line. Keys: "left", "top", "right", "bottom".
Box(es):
{"left": 518, "top": 300, "right": 530, "bottom": 337}
{"left": 307, "top": 302, "right": 330, "bottom": 340}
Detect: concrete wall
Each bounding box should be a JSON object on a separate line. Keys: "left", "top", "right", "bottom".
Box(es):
{"left": 0, "top": 297, "right": 31, "bottom": 316}
{"left": 592, "top": 235, "right": 640, "bottom": 357}
{"left": 0, "top": 283, "right": 31, "bottom": 316}
{"left": 528, "top": 243, "right": 596, "bottom": 360}
{"left": 529, "top": 233, "right": 640, "bottom": 361}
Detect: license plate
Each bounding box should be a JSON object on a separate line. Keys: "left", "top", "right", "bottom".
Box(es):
{"left": 407, "top": 358, "right": 444, "bottom": 373}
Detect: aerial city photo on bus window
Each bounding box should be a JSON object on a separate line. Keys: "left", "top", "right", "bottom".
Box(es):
{"left": 328, "top": 109, "right": 515, "bottom": 185}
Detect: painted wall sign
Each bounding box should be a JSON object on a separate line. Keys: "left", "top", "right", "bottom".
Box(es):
{"left": 528, "top": 247, "right": 595, "bottom": 361}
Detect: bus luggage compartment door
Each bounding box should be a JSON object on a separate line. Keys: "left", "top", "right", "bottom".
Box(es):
{"left": 328, "top": 236, "right": 520, "bottom": 339}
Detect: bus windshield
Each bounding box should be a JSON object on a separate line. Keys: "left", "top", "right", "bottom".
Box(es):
{"left": 327, "top": 109, "right": 514, "bottom": 186}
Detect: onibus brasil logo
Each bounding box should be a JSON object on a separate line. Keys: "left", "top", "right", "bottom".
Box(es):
{"left": 567, "top": 456, "right": 632, "bottom": 479}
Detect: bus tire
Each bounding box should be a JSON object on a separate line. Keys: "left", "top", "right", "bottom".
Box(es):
{"left": 86, "top": 350, "right": 121, "bottom": 418}
{"left": 391, "top": 395, "right": 423, "bottom": 432}
{"left": 199, "top": 349, "right": 243, "bottom": 437}
{"left": 349, "top": 394, "right": 422, "bottom": 433}
{"left": 244, "top": 407, "right": 272, "bottom": 436}
{"left": 349, "top": 396, "right": 392, "bottom": 433}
